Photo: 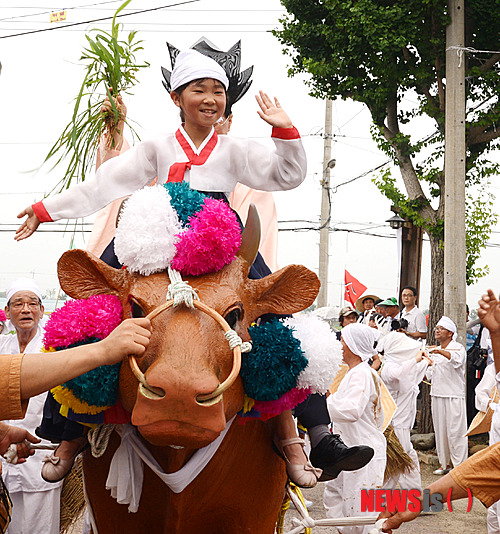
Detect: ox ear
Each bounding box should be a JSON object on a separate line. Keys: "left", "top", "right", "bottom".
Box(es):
{"left": 237, "top": 204, "right": 261, "bottom": 267}
{"left": 57, "top": 249, "right": 130, "bottom": 299}
{"left": 251, "top": 264, "right": 320, "bottom": 317}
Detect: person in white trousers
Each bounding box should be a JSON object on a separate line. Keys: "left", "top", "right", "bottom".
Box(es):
{"left": 428, "top": 316, "right": 468, "bottom": 475}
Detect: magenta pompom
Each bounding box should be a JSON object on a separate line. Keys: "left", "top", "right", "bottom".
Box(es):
{"left": 171, "top": 198, "right": 241, "bottom": 276}
{"left": 43, "top": 294, "right": 123, "bottom": 349}
{"left": 253, "top": 387, "right": 311, "bottom": 418}
{"left": 0, "top": 310, "right": 6, "bottom": 322}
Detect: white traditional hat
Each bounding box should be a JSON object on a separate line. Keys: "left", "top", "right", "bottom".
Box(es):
{"left": 6, "top": 278, "right": 42, "bottom": 303}
{"left": 437, "top": 316, "right": 457, "bottom": 340}
{"left": 341, "top": 323, "right": 378, "bottom": 361}
{"left": 170, "top": 50, "right": 229, "bottom": 92}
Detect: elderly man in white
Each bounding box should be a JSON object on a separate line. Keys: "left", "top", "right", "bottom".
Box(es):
{"left": 324, "top": 323, "right": 384, "bottom": 534}
{"left": 428, "top": 316, "right": 468, "bottom": 475}
{"left": 379, "top": 331, "right": 431, "bottom": 489}
{"left": 0, "top": 278, "right": 62, "bottom": 534}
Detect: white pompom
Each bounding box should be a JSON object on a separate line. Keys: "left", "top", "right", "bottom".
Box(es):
{"left": 114, "top": 185, "right": 183, "bottom": 275}
{"left": 284, "top": 315, "right": 343, "bottom": 394}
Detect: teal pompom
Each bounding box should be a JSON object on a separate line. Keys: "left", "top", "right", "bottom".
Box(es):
{"left": 241, "top": 319, "right": 307, "bottom": 401}
{"left": 59, "top": 339, "right": 120, "bottom": 408}
{"left": 163, "top": 182, "right": 207, "bottom": 225}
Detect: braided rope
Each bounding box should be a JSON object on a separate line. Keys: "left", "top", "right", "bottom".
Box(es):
{"left": 167, "top": 267, "right": 199, "bottom": 307}
{"left": 224, "top": 330, "right": 252, "bottom": 353}
{"left": 88, "top": 424, "right": 116, "bottom": 458}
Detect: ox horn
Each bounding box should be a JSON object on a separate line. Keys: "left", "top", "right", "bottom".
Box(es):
{"left": 237, "top": 203, "right": 261, "bottom": 267}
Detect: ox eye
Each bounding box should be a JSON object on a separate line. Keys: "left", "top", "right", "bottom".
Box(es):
{"left": 130, "top": 300, "right": 146, "bottom": 318}
{"left": 224, "top": 308, "right": 241, "bottom": 329}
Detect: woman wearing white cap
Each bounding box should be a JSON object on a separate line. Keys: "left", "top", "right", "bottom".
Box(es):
{"left": 428, "top": 316, "right": 468, "bottom": 474}
{"left": 323, "top": 323, "right": 384, "bottom": 534}
{"left": 379, "top": 331, "right": 431, "bottom": 489}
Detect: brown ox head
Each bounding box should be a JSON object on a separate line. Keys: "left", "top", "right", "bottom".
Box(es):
{"left": 57, "top": 206, "right": 319, "bottom": 450}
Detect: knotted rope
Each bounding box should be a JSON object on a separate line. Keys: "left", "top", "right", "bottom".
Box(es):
{"left": 224, "top": 330, "right": 252, "bottom": 353}
{"left": 167, "top": 266, "right": 199, "bottom": 307}
{"left": 88, "top": 424, "right": 116, "bottom": 458}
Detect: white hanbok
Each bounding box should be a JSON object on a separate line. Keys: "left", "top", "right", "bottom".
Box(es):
{"left": 428, "top": 340, "right": 468, "bottom": 469}
{"left": 324, "top": 362, "right": 386, "bottom": 534}
{"left": 0, "top": 329, "right": 62, "bottom": 534}
{"left": 33, "top": 126, "right": 306, "bottom": 223}
{"left": 475, "top": 363, "right": 500, "bottom": 534}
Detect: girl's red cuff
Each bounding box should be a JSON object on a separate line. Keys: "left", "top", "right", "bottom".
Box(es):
{"left": 32, "top": 201, "right": 53, "bottom": 223}
{"left": 271, "top": 126, "right": 301, "bottom": 140}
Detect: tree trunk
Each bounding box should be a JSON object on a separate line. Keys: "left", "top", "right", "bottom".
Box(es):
{"left": 417, "top": 233, "right": 444, "bottom": 434}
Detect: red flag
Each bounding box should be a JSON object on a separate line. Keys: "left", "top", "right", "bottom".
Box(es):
{"left": 344, "top": 270, "right": 367, "bottom": 307}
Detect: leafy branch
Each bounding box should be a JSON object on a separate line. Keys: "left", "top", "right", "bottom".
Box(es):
{"left": 42, "top": 0, "right": 149, "bottom": 193}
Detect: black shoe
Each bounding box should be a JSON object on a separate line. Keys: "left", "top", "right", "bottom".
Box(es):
{"left": 309, "top": 434, "right": 374, "bottom": 482}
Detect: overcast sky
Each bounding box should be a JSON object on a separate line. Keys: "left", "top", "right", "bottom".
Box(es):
{"left": 0, "top": 0, "right": 499, "bottom": 313}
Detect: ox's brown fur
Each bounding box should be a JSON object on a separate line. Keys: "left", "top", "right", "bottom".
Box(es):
{"left": 57, "top": 210, "right": 320, "bottom": 533}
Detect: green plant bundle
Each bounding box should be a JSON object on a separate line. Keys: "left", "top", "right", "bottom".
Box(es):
{"left": 44, "top": 0, "right": 149, "bottom": 193}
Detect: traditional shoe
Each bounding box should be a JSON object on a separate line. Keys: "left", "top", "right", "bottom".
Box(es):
{"left": 309, "top": 433, "right": 374, "bottom": 482}
{"left": 433, "top": 468, "right": 450, "bottom": 475}
{"left": 41, "top": 441, "right": 88, "bottom": 483}
{"left": 273, "top": 437, "right": 322, "bottom": 488}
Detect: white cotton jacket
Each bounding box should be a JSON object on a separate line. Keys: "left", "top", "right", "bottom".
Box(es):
{"left": 381, "top": 358, "right": 429, "bottom": 429}
{"left": 0, "top": 328, "right": 64, "bottom": 492}
{"left": 427, "top": 340, "right": 466, "bottom": 398}
{"left": 33, "top": 126, "right": 307, "bottom": 222}
{"left": 327, "top": 362, "right": 386, "bottom": 461}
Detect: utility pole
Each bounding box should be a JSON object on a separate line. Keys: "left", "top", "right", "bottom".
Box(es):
{"left": 318, "top": 99, "right": 333, "bottom": 308}
{"left": 444, "top": 0, "right": 466, "bottom": 345}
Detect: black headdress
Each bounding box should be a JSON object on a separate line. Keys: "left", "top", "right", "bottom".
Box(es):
{"left": 161, "top": 37, "right": 254, "bottom": 117}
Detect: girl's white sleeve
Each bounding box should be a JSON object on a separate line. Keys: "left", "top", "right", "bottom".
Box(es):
{"left": 33, "top": 141, "right": 158, "bottom": 222}
{"left": 327, "top": 370, "right": 371, "bottom": 423}
{"left": 235, "top": 127, "right": 307, "bottom": 192}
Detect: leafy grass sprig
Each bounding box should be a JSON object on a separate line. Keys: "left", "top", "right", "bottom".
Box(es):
{"left": 43, "top": 0, "right": 149, "bottom": 193}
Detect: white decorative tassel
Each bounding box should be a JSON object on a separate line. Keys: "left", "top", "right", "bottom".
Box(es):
{"left": 114, "top": 186, "right": 183, "bottom": 275}
{"left": 283, "top": 315, "right": 343, "bottom": 394}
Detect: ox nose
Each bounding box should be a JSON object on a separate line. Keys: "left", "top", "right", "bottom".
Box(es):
{"left": 131, "top": 368, "right": 227, "bottom": 433}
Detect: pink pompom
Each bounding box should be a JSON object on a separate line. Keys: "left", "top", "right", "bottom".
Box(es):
{"left": 171, "top": 198, "right": 241, "bottom": 276}
{"left": 43, "top": 295, "right": 123, "bottom": 349}
{"left": 253, "top": 388, "right": 311, "bottom": 417}
{"left": 0, "top": 310, "right": 6, "bottom": 322}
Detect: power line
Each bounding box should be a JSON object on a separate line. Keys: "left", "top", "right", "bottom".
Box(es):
{"left": 0, "top": 0, "right": 203, "bottom": 40}
{"left": 0, "top": 0, "right": 121, "bottom": 23}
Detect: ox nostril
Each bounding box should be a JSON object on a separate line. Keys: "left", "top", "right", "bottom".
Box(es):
{"left": 139, "top": 383, "right": 166, "bottom": 400}
{"left": 196, "top": 391, "right": 223, "bottom": 407}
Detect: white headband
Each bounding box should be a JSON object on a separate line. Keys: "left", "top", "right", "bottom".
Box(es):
{"left": 170, "top": 50, "right": 229, "bottom": 92}
{"left": 342, "top": 323, "right": 379, "bottom": 362}
{"left": 437, "top": 316, "right": 457, "bottom": 341}
{"left": 6, "top": 278, "right": 42, "bottom": 303}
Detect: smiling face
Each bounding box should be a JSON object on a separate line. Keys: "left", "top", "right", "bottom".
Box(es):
{"left": 434, "top": 325, "right": 453, "bottom": 344}
{"left": 171, "top": 78, "right": 226, "bottom": 132}
{"left": 6, "top": 290, "right": 44, "bottom": 335}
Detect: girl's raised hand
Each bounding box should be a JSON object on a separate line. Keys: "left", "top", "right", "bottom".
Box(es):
{"left": 15, "top": 206, "right": 40, "bottom": 241}
{"left": 255, "top": 91, "right": 293, "bottom": 129}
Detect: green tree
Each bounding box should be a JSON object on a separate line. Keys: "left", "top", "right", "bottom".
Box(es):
{"left": 274, "top": 0, "right": 500, "bottom": 335}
